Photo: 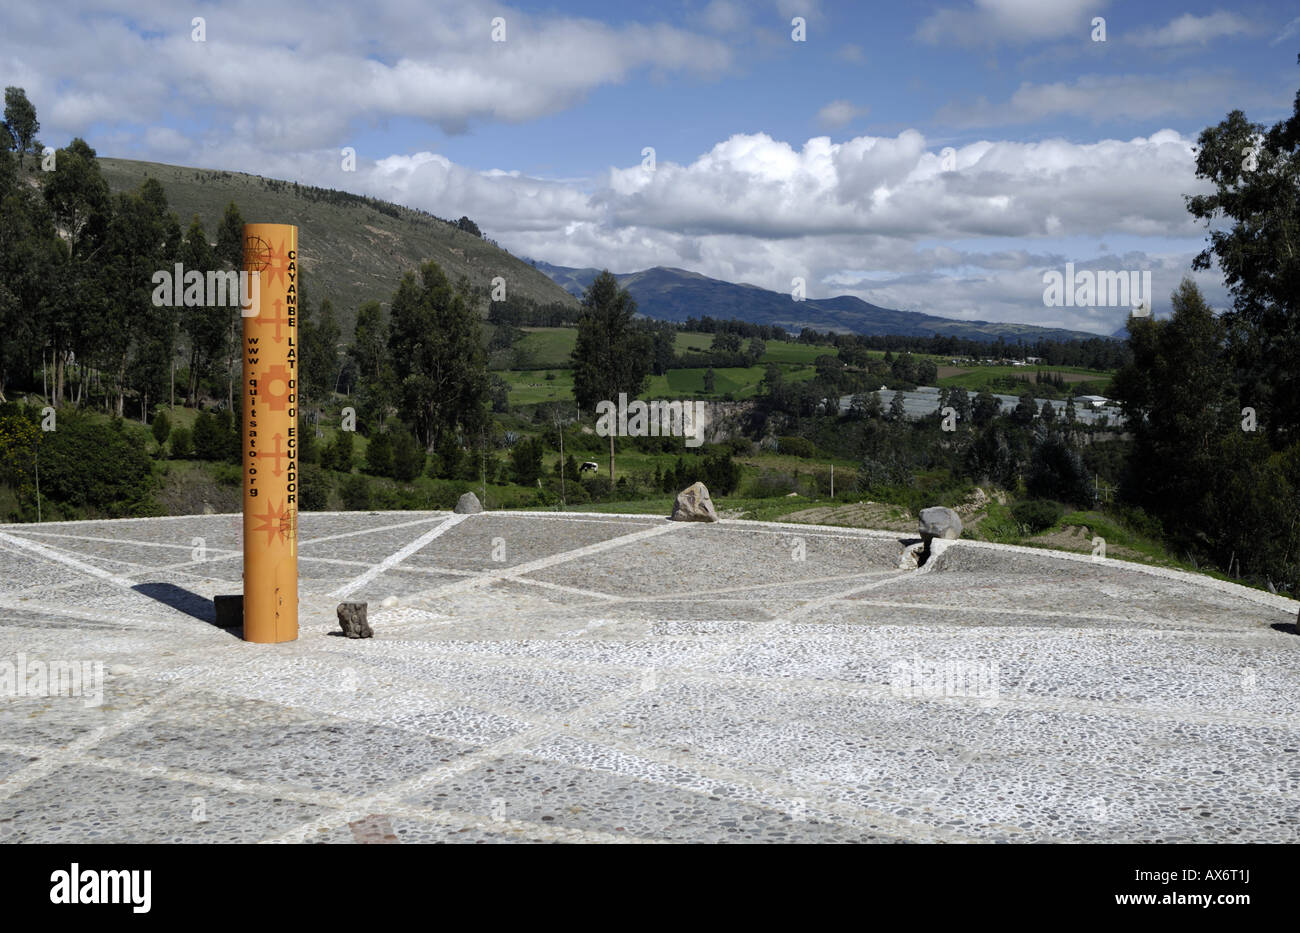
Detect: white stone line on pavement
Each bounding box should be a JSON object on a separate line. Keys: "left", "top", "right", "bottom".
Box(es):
{"left": 915, "top": 647, "right": 1049, "bottom": 811}
{"left": 548, "top": 568, "right": 907, "bottom": 611}
{"left": 0, "top": 683, "right": 192, "bottom": 804}
{"left": 84, "top": 751, "right": 653, "bottom": 843}
{"left": 252, "top": 681, "right": 682, "bottom": 843}
{"left": 0, "top": 531, "right": 141, "bottom": 589}
{"left": 940, "top": 539, "right": 1300, "bottom": 615}
{"left": 0, "top": 513, "right": 237, "bottom": 530}
{"left": 0, "top": 541, "right": 245, "bottom": 600}
{"left": 0, "top": 598, "right": 209, "bottom": 632}
{"left": 118, "top": 625, "right": 1298, "bottom": 813}
{"left": 299, "top": 513, "right": 450, "bottom": 547}
{"left": 0, "top": 741, "right": 659, "bottom": 844}
{"left": 266, "top": 802, "right": 661, "bottom": 845}
{"left": 841, "top": 598, "right": 1177, "bottom": 625}
{"left": 312, "top": 558, "right": 624, "bottom": 599}
{"left": 328, "top": 513, "right": 470, "bottom": 600}
{"left": 256, "top": 565, "right": 916, "bottom": 844}
{"left": 387, "top": 521, "right": 684, "bottom": 612}
{"left": 728, "top": 525, "right": 908, "bottom": 542}
{"left": 542, "top": 727, "right": 986, "bottom": 843}
{"left": 494, "top": 576, "right": 625, "bottom": 601}
{"left": 0, "top": 530, "right": 230, "bottom": 552}
{"left": 0, "top": 538, "right": 233, "bottom": 584}
{"left": 491, "top": 510, "right": 665, "bottom": 521}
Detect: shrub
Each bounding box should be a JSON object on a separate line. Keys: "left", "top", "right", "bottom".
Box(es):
{"left": 297, "top": 463, "right": 330, "bottom": 510}
{"left": 1010, "top": 499, "right": 1064, "bottom": 534}
{"left": 213, "top": 463, "right": 241, "bottom": 487}
{"left": 510, "top": 436, "right": 544, "bottom": 485}
{"left": 298, "top": 420, "right": 321, "bottom": 464}
{"left": 777, "top": 435, "right": 816, "bottom": 458}
{"left": 582, "top": 474, "right": 612, "bottom": 500}
{"left": 151, "top": 411, "right": 171, "bottom": 445}
{"left": 700, "top": 451, "right": 742, "bottom": 495}
{"left": 192, "top": 411, "right": 224, "bottom": 460}
{"left": 746, "top": 470, "right": 796, "bottom": 498}
{"left": 39, "top": 416, "right": 153, "bottom": 514}
{"left": 323, "top": 430, "right": 355, "bottom": 473}
{"left": 364, "top": 430, "right": 394, "bottom": 476}
{"left": 339, "top": 473, "right": 371, "bottom": 510}
{"left": 431, "top": 434, "right": 462, "bottom": 479}
{"left": 1027, "top": 434, "right": 1094, "bottom": 506}
{"left": 169, "top": 426, "right": 193, "bottom": 459}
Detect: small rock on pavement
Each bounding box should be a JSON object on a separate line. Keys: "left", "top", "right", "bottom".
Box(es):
{"left": 898, "top": 541, "right": 925, "bottom": 569}
{"left": 918, "top": 506, "right": 962, "bottom": 541}
{"left": 671, "top": 482, "right": 719, "bottom": 523}
{"left": 337, "top": 602, "right": 373, "bottom": 639}
{"left": 454, "top": 492, "right": 482, "bottom": 514}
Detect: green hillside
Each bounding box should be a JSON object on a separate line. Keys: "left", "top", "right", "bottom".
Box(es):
{"left": 97, "top": 158, "right": 579, "bottom": 332}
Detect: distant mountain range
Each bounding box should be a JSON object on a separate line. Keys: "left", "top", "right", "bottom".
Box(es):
{"left": 532, "top": 261, "right": 1113, "bottom": 343}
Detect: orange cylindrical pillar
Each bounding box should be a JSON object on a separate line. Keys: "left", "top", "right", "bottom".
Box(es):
{"left": 241, "top": 223, "right": 299, "bottom": 643}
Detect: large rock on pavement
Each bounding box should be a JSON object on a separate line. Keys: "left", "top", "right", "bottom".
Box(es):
{"left": 918, "top": 506, "right": 962, "bottom": 541}
{"left": 454, "top": 492, "right": 483, "bottom": 514}
{"left": 670, "top": 482, "right": 719, "bottom": 523}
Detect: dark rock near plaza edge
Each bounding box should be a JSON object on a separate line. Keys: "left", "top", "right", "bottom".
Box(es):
{"left": 213, "top": 594, "right": 243, "bottom": 628}
{"left": 337, "top": 602, "right": 373, "bottom": 639}
{"left": 454, "top": 492, "right": 483, "bottom": 514}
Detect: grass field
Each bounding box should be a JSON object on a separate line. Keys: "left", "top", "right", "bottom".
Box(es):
{"left": 515, "top": 328, "right": 578, "bottom": 369}
{"left": 673, "top": 332, "right": 714, "bottom": 353}
{"left": 936, "top": 365, "right": 1113, "bottom": 394}
{"left": 502, "top": 362, "right": 821, "bottom": 405}
{"left": 758, "top": 342, "right": 836, "bottom": 364}
{"left": 515, "top": 328, "right": 839, "bottom": 371}
{"left": 499, "top": 369, "right": 575, "bottom": 405}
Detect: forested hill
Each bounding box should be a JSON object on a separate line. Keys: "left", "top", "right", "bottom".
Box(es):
{"left": 96, "top": 158, "right": 579, "bottom": 332}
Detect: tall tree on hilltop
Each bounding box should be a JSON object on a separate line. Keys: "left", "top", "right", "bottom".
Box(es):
{"left": 350, "top": 300, "right": 388, "bottom": 385}
{"left": 570, "top": 270, "right": 652, "bottom": 479}
{"left": 0, "top": 144, "right": 59, "bottom": 401}
{"left": 3, "top": 88, "right": 39, "bottom": 168}
{"left": 215, "top": 201, "right": 245, "bottom": 411}
{"left": 1185, "top": 63, "right": 1300, "bottom": 446}
{"left": 1111, "top": 279, "right": 1236, "bottom": 545}
{"left": 387, "top": 261, "right": 487, "bottom": 450}
{"left": 301, "top": 297, "right": 341, "bottom": 406}
{"left": 102, "top": 182, "right": 178, "bottom": 417}
{"left": 178, "top": 215, "right": 223, "bottom": 405}
{"left": 41, "top": 138, "right": 110, "bottom": 406}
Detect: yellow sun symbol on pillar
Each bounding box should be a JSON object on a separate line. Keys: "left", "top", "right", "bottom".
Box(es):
{"left": 252, "top": 498, "right": 291, "bottom": 547}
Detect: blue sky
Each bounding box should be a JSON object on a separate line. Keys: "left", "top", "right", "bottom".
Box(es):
{"left": 430, "top": 1, "right": 1294, "bottom": 178}
{"left": 4, "top": 0, "right": 1299, "bottom": 332}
